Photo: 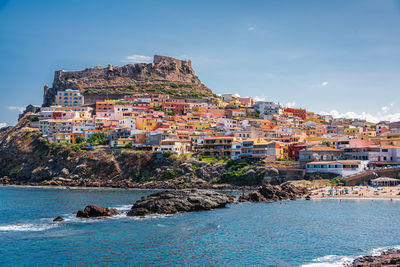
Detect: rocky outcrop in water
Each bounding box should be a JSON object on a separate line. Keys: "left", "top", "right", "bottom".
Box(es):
{"left": 238, "top": 182, "right": 308, "bottom": 202}
{"left": 43, "top": 55, "right": 212, "bottom": 106}
{"left": 127, "top": 189, "right": 235, "bottom": 216}
{"left": 76, "top": 205, "right": 120, "bottom": 218}
{"left": 53, "top": 216, "right": 65, "bottom": 222}
{"left": 349, "top": 248, "right": 400, "bottom": 266}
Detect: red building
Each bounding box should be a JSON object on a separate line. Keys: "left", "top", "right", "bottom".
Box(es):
{"left": 163, "top": 102, "right": 190, "bottom": 115}
{"left": 53, "top": 111, "right": 62, "bottom": 119}
{"left": 284, "top": 108, "right": 307, "bottom": 120}
{"left": 288, "top": 143, "right": 307, "bottom": 161}
{"left": 96, "top": 101, "right": 115, "bottom": 113}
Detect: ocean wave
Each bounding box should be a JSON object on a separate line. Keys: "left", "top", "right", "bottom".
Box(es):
{"left": 0, "top": 223, "right": 58, "bottom": 232}
{"left": 301, "top": 254, "right": 353, "bottom": 267}
{"left": 126, "top": 213, "right": 173, "bottom": 221}
{"left": 369, "top": 245, "right": 400, "bottom": 256}
{"left": 109, "top": 204, "right": 132, "bottom": 212}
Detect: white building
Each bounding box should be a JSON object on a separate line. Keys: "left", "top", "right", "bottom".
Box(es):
{"left": 119, "top": 118, "right": 136, "bottom": 130}
{"left": 306, "top": 160, "right": 368, "bottom": 177}
{"left": 252, "top": 101, "right": 282, "bottom": 116}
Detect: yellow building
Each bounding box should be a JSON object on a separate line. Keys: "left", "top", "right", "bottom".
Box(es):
{"left": 278, "top": 143, "right": 290, "bottom": 160}
{"left": 188, "top": 120, "right": 211, "bottom": 131}
{"left": 136, "top": 116, "right": 159, "bottom": 131}
{"left": 111, "top": 138, "right": 135, "bottom": 148}
{"left": 345, "top": 127, "right": 360, "bottom": 136}
{"left": 358, "top": 131, "right": 377, "bottom": 141}
{"left": 202, "top": 136, "right": 234, "bottom": 158}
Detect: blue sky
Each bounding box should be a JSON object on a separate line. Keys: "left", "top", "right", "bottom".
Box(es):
{"left": 1, "top": 0, "right": 400, "bottom": 126}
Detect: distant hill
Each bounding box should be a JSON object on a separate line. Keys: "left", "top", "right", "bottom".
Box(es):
{"left": 43, "top": 55, "right": 213, "bottom": 106}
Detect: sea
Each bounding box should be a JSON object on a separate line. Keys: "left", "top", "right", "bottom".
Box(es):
{"left": 1, "top": 186, "right": 400, "bottom": 266}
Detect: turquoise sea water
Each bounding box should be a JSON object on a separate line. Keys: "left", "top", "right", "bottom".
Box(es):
{"left": 1, "top": 186, "right": 400, "bottom": 266}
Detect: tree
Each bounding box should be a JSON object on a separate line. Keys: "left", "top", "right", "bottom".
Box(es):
{"left": 75, "top": 136, "right": 85, "bottom": 144}
{"left": 124, "top": 143, "right": 133, "bottom": 149}
{"left": 87, "top": 132, "right": 108, "bottom": 145}
{"left": 322, "top": 141, "right": 332, "bottom": 147}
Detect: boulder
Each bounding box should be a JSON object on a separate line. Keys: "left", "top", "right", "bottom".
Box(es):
{"left": 239, "top": 183, "right": 308, "bottom": 202}
{"left": 238, "top": 191, "right": 267, "bottom": 202}
{"left": 350, "top": 248, "right": 400, "bottom": 266}
{"left": 60, "top": 168, "right": 70, "bottom": 177}
{"left": 76, "top": 205, "right": 120, "bottom": 218}
{"left": 127, "top": 189, "right": 234, "bottom": 216}
{"left": 53, "top": 216, "right": 65, "bottom": 222}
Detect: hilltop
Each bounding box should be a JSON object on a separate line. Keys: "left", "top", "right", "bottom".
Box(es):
{"left": 43, "top": 55, "right": 212, "bottom": 106}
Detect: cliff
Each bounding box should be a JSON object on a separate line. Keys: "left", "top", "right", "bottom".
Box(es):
{"left": 43, "top": 55, "right": 212, "bottom": 106}
{"left": 0, "top": 115, "right": 283, "bottom": 188}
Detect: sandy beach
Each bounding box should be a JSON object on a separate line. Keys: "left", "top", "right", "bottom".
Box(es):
{"left": 309, "top": 185, "right": 400, "bottom": 199}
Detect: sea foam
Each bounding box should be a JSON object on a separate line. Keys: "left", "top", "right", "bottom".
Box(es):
{"left": 302, "top": 245, "right": 400, "bottom": 267}
{"left": 0, "top": 223, "right": 58, "bottom": 232}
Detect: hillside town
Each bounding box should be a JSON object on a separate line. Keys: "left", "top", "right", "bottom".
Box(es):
{"left": 20, "top": 88, "right": 400, "bottom": 179}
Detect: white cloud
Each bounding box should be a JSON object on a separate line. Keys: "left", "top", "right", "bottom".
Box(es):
{"left": 0, "top": 122, "right": 6, "bottom": 128}
{"left": 286, "top": 102, "right": 296, "bottom": 108}
{"left": 248, "top": 27, "right": 255, "bottom": 31}
{"left": 253, "top": 96, "right": 266, "bottom": 101}
{"left": 381, "top": 106, "right": 389, "bottom": 113}
{"left": 121, "top": 55, "right": 152, "bottom": 63}
{"left": 8, "top": 106, "right": 25, "bottom": 113}
{"left": 320, "top": 109, "right": 400, "bottom": 123}
{"left": 321, "top": 81, "right": 328, "bottom": 87}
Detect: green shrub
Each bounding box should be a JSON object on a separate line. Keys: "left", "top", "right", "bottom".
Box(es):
{"left": 71, "top": 143, "right": 81, "bottom": 152}
{"left": 330, "top": 177, "right": 343, "bottom": 185}
{"left": 201, "top": 157, "right": 217, "bottom": 164}
{"left": 124, "top": 143, "right": 133, "bottom": 149}
{"left": 164, "top": 168, "right": 183, "bottom": 179}
{"left": 87, "top": 132, "right": 108, "bottom": 145}
{"left": 171, "top": 83, "right": 179, "bottom": 88}
{"left": 75, "top": 136, "right": 85, "bottom": 144}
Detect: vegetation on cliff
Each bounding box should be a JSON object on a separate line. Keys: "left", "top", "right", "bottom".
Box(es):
{"left": 0, "top": 115, "right": 283, "bottom": 188}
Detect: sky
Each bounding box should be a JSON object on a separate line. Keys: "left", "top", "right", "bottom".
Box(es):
{"left": 1, "top": 0, "right": 400, "bottom": 126}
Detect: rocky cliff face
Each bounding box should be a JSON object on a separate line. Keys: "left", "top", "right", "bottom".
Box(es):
{"left": 43, "top": 55, "right": 212, "bottom": 106}
{"left": 0, "top": 116, "right": 284, "bottom": 188}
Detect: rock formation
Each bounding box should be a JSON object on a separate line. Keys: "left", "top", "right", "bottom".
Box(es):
{"left": 349, "top": 248, "right": 400, "bottom": 266}
{"left": 53, "top": 216, "right": 65, "bottom": 222}
{"left": 238, "top": 182, "right": 308, "bottom": 202}
{"left": 127, "top": 189, "right": 235, "bottom": 216}
{"left": 0, "top": 115, "right": 284, "bottom": 189}
{"left": 76, "top": 205, "right": 120, "bottom": 218}
{"left": 43, "top": 55, "right": 212, "bottom": 106}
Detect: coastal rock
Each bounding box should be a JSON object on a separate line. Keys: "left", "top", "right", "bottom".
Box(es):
{"left": 43, "top": 55, "right": 212, "bottom": 106}
{"left": 349, "top": 248, "right": 400, "bottom": 266}
{"left": 53, "top": 216, "right": 65, "bottom": 222}
{"left": 238, "top": 182, "right": 308, "bottom": 202}
{"left": 76, "top": 205, "right": 120, "bottom": 218}
{"left": 238, "top": 191, "right": 267, "bottom": 202}
{"left": 127, "top": 189, "right": 235, "bottom": 216}
{"left": 60, "top": 168, "right": 70, "bottom": 177}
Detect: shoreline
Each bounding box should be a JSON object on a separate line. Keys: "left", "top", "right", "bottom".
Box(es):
{"left": 0, "top": 182, "right": 256, "bottom": 191}
{"left": 4, "top": 183, "right": 400, "bottom": 200}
